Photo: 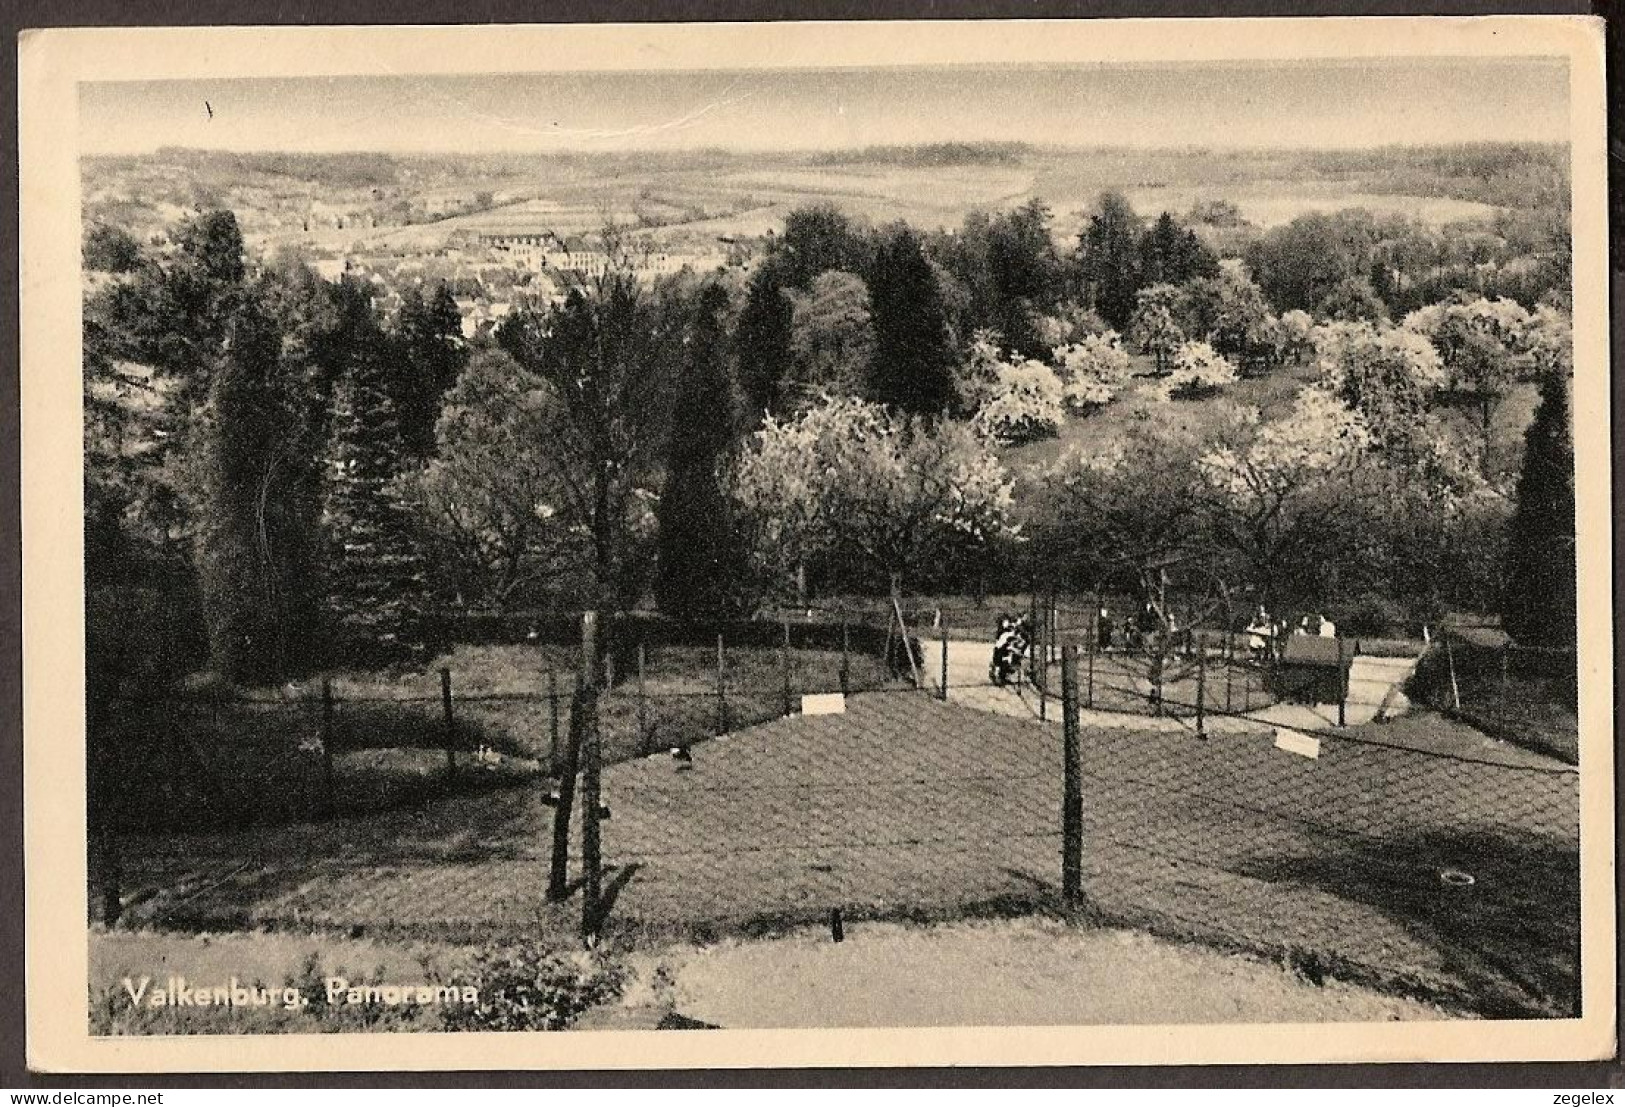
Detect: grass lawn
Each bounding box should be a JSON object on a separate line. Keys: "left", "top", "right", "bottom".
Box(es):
{"left": 1444, "top": 676, "right": 1580, "bottom": 766}
{"left": 89, "top": 909, "right": 1450, "bottom": 1034}
{"left": 1002, "top": 356, "right": 1322, "bottom": 474}
{"left": 98, "top": 640, "right": 903, "bottom": 834}
{"left": 103, "top": 686, "right": 1579, "bottom": 1018}
{"left": 998, "top": 357, "right": 1542, "bottom": 490}
{"left": 1342, "top": 709, "right": 1574, "bottom": 770}
{"left": 586, "top": 693, "right": 1579, "bottom": 1017}
{"left": 1407, "top": 641, "right": 1579, "bottom": 765}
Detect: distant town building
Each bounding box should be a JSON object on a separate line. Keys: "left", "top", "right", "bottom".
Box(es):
{"left": 477, "top": 232, "right": 731, "bottom": 281}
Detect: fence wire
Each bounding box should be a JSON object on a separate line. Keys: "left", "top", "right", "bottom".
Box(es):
{"left": 90, "top": 610, "right": 1581, "bottom": 1020}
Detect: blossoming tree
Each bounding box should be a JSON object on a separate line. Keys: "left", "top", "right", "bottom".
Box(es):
{"left": 731, "top": 395, "right": 1017, "bottom": 596}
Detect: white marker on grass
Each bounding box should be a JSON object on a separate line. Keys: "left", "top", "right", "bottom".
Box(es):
{"left": 1274, "top": 728, "right": 1320, "bottom": 759}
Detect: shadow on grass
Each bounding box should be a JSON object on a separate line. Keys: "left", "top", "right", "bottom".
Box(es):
{"left": 585, "top": 863, "right": 643, "bottom": 935}
{"left": 1231, "top": 826, "right": 1579, "bottom": 1018}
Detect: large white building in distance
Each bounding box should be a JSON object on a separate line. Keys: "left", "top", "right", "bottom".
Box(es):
{"left": 476, "top": 232, "right": 734, "bottom": 281}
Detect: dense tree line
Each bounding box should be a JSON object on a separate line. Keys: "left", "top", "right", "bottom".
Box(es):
{"left": 85, "top": 182, "right": 1577, "bottom": 686}
{"left": 86, "top": 211, "right": 468, "bottom": 680}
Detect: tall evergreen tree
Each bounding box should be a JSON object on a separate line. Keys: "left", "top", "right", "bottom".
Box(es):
{"left": 391, "top": 283, "right": 468, "bottom": 460}
{"left": 984, "top": 199, "right": 1065, "bottom": 360}
{"left": 656, "top": 284, "right": 743, "bottom": 621}
{"left": 1501, "top": 369, "right": 1576, "bottom": 646}
{"left": 735, "top": 262, "right": 796, "bottom": 425}
{"left": 929, "top": 200, "right": 1064, "bottom": 361}
{"left": 1138, "top": 211, "right": 1220, "bottom": 288}
{"left": 324, "top": 329, "right": 429, "bottom": 659}
{"left": 188, "top": 302, "right": 324, "bottom": 680}
{"left": 1075, "top": 191, "right": 1145, "bottom": 331}
{"left": 866, "top": 224, "right": 959, "bottom": 417}
{"left": 775, "top": 204, "right": 868, "bottom": 290}
{"left": 123, "top": 210, "right": 248, "bottom": 440}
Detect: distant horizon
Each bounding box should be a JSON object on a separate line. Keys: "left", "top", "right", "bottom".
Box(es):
{"left": 79, "top": 59, "right": 1570, "bottom": 156}
{"left": 82, "top": 136, "right": 1574, "bottom": 162}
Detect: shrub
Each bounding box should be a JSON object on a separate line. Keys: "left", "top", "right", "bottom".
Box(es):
{"left": 1316, "top": 275, "right": 1390, "bottom": 324}
{"left": 1062, "top": 375, "right": 1115, "bottom": 412}
{"left": 958, "top": 328, "right": 1006, "bottom": 409}
{"left": 1056, "top": 332, "right": 1132, "bottom": 413}
{"left": 972, "top": 360, "right": 1066, "bottom": 444}
{"left": 1278, "top": 309, "right": 1316, "bottom": 364}
{"left": 1035, "top": 305, "right": 1112, "bottom": 348}
{"left": 1323, "top": 591, "right": 1412, "bottom": 638}
{"left": 440, "top": 942, "right": 625, "bottom": 1032}
{"left": 1162, "top": 341, "right": 1239, "bottom": 399}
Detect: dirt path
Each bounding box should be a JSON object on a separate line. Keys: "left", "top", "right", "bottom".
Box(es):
{"left": 607, "top": 917, "right": 1451, "bottom": 1028}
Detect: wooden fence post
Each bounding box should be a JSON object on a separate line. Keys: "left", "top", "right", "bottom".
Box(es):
{"left": 548, "top": 670, "right": 560, "bottom": 775}
{"left": 1085, "top": 609, "right": 1096, "bottom": 709}
{"left": 579, "top": 612, "right": 602, "bottom": 938}
{"left": 1037, "top": 608, "right": 1048, "bottom": 722}
{"left": 1446, "top": 636, "right": 1462, "bottom": 712}
{"left": 548, "top": 615, "right": 596, "bottom": 905}
{"left": 1028, "top": 589, "right": 1042, "bottom": 717}
{"left": 890, "top": 575, "right": 921, "bottom": 688}
{"left": 636, "top": 642, "right": 648, "bottom": 757}
{"left": 781, "top": 615, "right": 793, "bottom": 717}
{"left": 320, "top": 677, "right": 336, "bottom": 814}
{"left": 546, "top": 705, "right": 581, "bottom": 903}
{"left": 938, "top": 620, "right": 949, "bottom": 701}
{"left": 440, "top": 668, "right": 456, "bottom": 782}
{"left": 1337, "top": 637, "right": 1348, "bottom": 728}
{"left": 715, "top": 633, "right": 728, "bottom": 736}
{"left": 1061, "top": 644, "right": 1082, "bottom": 905}
{"left": 840, "top": 618, "right": 851, "bottom": 696}
{"left": 1195, "top": 641, "right": 1207, "bottom": 739}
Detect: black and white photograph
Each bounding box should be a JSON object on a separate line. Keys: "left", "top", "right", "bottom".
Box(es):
{"left": 17, "top": 16, "right": 1615, "bottom": 1071}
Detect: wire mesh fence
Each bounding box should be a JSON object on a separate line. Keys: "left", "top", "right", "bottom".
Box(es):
{"left": 586, "top": 644, "right": 1578, "bottom": 1017}
{"left": 90, "top": 605, "right": 1582, "bottom": 1019}
{"left": 1406, "top": 630, "right": 1579, "bottom": 765}
{"left": 86, "top": 611, "right": 910, "bottom": 930}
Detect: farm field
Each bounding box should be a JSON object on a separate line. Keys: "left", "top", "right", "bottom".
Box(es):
{"left": 85, "top": 143, "right": 1533, "bottom": 262}
{"left": 1120, "top": 186, "right": 1501, "bottom": 231}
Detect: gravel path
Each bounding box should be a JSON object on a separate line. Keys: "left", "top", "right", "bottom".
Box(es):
{"left": 918, "top": 637, "right": 1418, "bottom": 729}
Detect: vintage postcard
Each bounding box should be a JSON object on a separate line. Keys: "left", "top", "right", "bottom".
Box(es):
{"left": 17, "top": 17, "right": 1615, "bottom": 1072}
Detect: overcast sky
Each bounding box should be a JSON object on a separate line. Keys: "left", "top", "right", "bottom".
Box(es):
{"left": 79, "top": 59, "right": 1570, "bottom": 156}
